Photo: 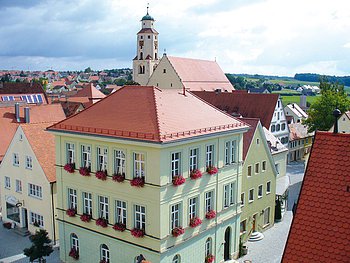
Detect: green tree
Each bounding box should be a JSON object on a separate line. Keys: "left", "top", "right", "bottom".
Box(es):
{"left": 23, "top": 229, "right": 53, "bottom": 262}
{"left": 84, "top": 67, "right": 92, "bottom": 73}
{"left": 303, "top": 79, "right": 350, "bottom": 132}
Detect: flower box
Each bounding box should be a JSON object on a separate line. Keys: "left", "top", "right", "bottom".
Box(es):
{"left": 80, "top": 213, "right": 92, "bottom": 222}
{"left": 95, "top": 170, "right": 107, "bottom": 181}
{"left": 205, "top": 210, "right": 216, "bottom": 220}
{"left": 130, "top": 177, "right": 145, "bottom": 187}
{"left": 172, "top": 175, "right": 186, "bottom": 186}
{"left": 113, "top": 222, "right": 126, "bottom": 232}
{"left": 189, "top": 216, "right": 202, "bottom": 228}
{"left": 205, "top": 254, "right": 215, "bottom": 263}
{"left": 3, "top": 222, "right": 12, "bottom": 229}
{"left": 100, "top": 260, "right": 107, "bottom": 263}
{"left": 69, "top": 248, "right": 79, "bottom": 260}
{"left": 190, "top": 169, "right": 202, "bottom": 180}
{"left": 79, "top": 166, "right": 90, "bottom": 176}
{"left": 172, "top": 227, "right": 185, "bottom": 237}
{"left": 112, "top": 173, "right": 125, "bottom": 183}
{"left": 64, "top": 163, "right": 75, "bottom": 173}
{"left": 66, "top": 208, "right": 77, "bottom": 217}
{"left": 206, "top": 166, "right": 218, "bottom": 175}
{"left": 131, "top": 228, "right": 145, "bottom": 238}
{"left": 96, "top": 218, "right": 108, "bottom": 228}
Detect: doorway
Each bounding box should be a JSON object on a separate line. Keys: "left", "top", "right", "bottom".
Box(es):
{"left": 21, "top": 208, "right": 28, "bottom": 228}
{"left": 224, "top": 227, "right": 231, "bottom": 261}
{"left": 252, "top": 214, "right": 257, "bottom": 232}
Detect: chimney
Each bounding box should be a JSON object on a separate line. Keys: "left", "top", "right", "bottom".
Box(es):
{"left": 24, "top": 107, "right": 30, "bottom": 123}
{"left": 333, "top": 109, "right": 341, "bottom": 134}
{"left": 15, "top": 103, "right": 20, "bottom": 122}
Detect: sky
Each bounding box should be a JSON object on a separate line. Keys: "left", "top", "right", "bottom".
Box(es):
{"left": 0, "top": 0, "right": 349, "bottom": 76}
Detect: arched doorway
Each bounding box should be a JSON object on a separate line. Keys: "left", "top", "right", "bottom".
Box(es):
{"left": 224, "top": 227, "right": 231, "bottom": 260}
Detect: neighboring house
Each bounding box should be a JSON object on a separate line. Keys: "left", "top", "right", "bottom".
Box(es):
{"left": 48, "top": 86, "right": 249, "bottom": 263}
{"left": 329, "top": 110, "right": 350, "bottom": 133}
{"left": 69, "top": 83, "right": 106, "bottom": 106}
{"left": 192, "top": 91, "right": 290, "bottom": 147}
{"left": 240, "top": 118, "right": 276, "bottom": 243}
{"left": 54, "top": 101, "right": 85, "bottom": 117}
{"left": 288, "top": 123, "right": 314, "bottom": 163}
{"left": 284, "top": 103, "right": 308, "bottom": 124}
{"left": 247, "top": 87, "right": 270, "bottom": 94}
{"left": 0, "top": 82, "right": 48, "bottom": 105}
{"left": 0, "top": 122, "right": 61, "bottom": 241}
{"left": 148, "top": 55, "right": 234, "bottom": 92}
{"left": 282, "top": 131, "right": 350, "bottom": 263}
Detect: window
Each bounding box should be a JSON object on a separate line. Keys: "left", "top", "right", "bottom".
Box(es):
{"left": 206, "top": 145, "right": 214, "bottom": 167}
{"left": 171, "top": 152, "right": 181, "bottom": 177}
{"left": 170, "top": 203, "right": 181, "bottom": 229}
{"left": 68, "top": 188, "right": 77, "bottom": 209}
{"left": 19, "top": 133, "right": 23, "bottom": 141}
{"left": 247, "top": 166, "right": 252, "bottom": 177}
{"left": 240, "top": 192, "right": 245, "bottom": 207}
{"left": 281, "top": 123, "right": 286, "bottom": 130}
{"left": 5, "top": 176, "right": 11, "bottom": 189}
{"left": 29, "top": 183, "right": 42, "bottom": 198}
{"left": 82, "top": 192, "right": 92, "bottom": 215}
{"left": 271, "top": 125, "right": 275, "bottom": 132}
{"left": 30, "top": 212, "right": 44, "bottom": 227}
{"left": 133, "top": 152, "right": 145, "bottom": 178}
{"left": 100, "top": 244, "right": 110, "bottom": 263}
{"left": 163, "top": 69, "right": 166, "bottom": 73}
{"left": 275, "top": 164, "right": 280, "bottom": 174}
{"left": 255, "top": 163, "right": 259, "bottom": 174}
{"left": 148, "top": 35, "right": 150, "bottom": 39}
{"left": 114, "top": 150, "right": 125, "bottom": 175}
{"left": 98, "top": 196, "right": 109, "bottom": 221}
{"left": 66, "top": 143, "right": 75, "bottom": 164}
{"left": 140, "top": 52, "right": 143, "bottom": 60}
{"left": 25, "top": 156, "right": 33, "bottom": 169}
{"left": 205, "top": 191, "right": 214, "bottom": 212}
{"left": 256, "top": 138, "right": 260, "bottom": 144}
{"left": 134, "top": 205, "right": 146, "bottom": 230}
{"left": 240, "top": 220, "right": 246, "bottom": 234}
{"left": 13, "top": 153, "right": 19, "bottom": 166}
{"left": 16, "top": 179, "right": 22, "bottom": 193}
{"left": 266, "top": 181, "right": 271, "bottom": 194}
{"left": 188, "top": 197, "right": 198, "bottom": 219}
{"left": 263, "top": 207, "right": 270, "bottom": 226}
{"left": 262, "top": 161, "right": 266, "bottom": 172}
{"left": 249, "top": 189, "right": 254, "bottom": 203}
{"left": 71, "top": 233, "right": 79, "bottom": 252}
{"left": 277, "top": 112, "right": 280, "bottom": 120}
{"left": 172, "top": 255, "right": 181, "bottom": 263}
{"left": 225, "top": 140, "right": 236, "bottom": 165}
{"left": 258, "top": 185, "right": 263, "bottom": 198}
{"left": 205, "top": 237, "right": 212, "bottom": 256}
{"left": 97, "top": 147, "right": 108, "bottom": 171}
{"left": 276, "top": 124, "right": 280, "bottom": 131}
{"left": 223, "top": 183, "right": 235, "bottom": 208}
{"left": 115, "top": 200, "right": 127, "bottom": 225}
{"left": 81, "top": 145, "right": 91, "bottom": 169}
{"left": 189, "top": 148, "right": 199, "bottom": 171}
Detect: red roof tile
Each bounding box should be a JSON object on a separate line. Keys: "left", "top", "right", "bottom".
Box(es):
{"left": 282, "top": 131, "right": 350, "bottom": 263}
{"left": 0, "top": 82, "right": 48, "bottom": 103}
{"left": 72, "top": 83, "right": 105, "bottom": 100}
{"left": 192, "top": 91, "right": 279, "bottom": 129}
{"left": 48, "top": 86, "right": 248, "bottom": 142}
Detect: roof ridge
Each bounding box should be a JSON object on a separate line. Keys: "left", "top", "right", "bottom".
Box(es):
{"left": 152, "top": 87, "right": 162, "bottom": 140}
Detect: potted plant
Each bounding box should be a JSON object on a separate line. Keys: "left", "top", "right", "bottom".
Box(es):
{"left": 205, "top": 210, "right": 216, "bottom": 219}
{"left": 189, "top": 217, "right": 202, "bottom": 228}
{"left": 69, "top": 247, "right": 79, "bottom": 260}
{"left": 130, "top": 177, "right": 145, "bottom": 187}
{"left": 64, "top": 163, "right": 75, "bottom": 173}
{"left": 96, "top": 218, "right": 108, "bottom": 228}
{"left": 206, "top": 166, "right": 218, "bottom": 175}
{"left": 95, "top": 170, "right": 107, "bottom": 181}
{"left": 172, "top": 175, "right": 186, "bottom": 186}
{"left": 112, "top": 173, "right": 125, "bottom": 183}
{"left": 172, "top": 227, "right": 185, "bottom": 237}
{"left": 66, "top": 208, "right": 77, "bottom": 217}
{"left": 113, "top": 222, "right": 126, "bottom": 232}
{"left": 80, "top": 213, "right": 92, "bottom": 223}
{"left": 190, "top": 169, "right": 202, "bottom": 180}
{"left": 205, "top": 254, "right": 215, "bottom": 263}
{"left": 131, "top": 228, "right": 145, "bottom": 238}
{"left": 79, "top": 166, "right": 90, "bottom": 176}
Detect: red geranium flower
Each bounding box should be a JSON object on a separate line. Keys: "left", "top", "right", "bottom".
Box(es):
{"left": 206, "top": 166, "right": 218, "bottom": 175}
{"left": 66, "top": 208, "right": 77, "bottom": 217}
{"left": 205, "top": 210, "right": 216, "bottom": 219}
{"left": 189, "top": 217, "right": 202, "bottom": 227}
{"left": 79, "top": 167, "right": 90, "bottom": 176}
{"left": 112, "top": 173, "right": 125, "bottom": 183}
{"left": 130, "top": 177, "right": 145, "bottom": 187}
{"left": 172, "top": 227, "right": 185, "bottom": 237}
{"left": 95, "top": 170, "right": 107, "bottom": 180}
{"left": 131, "top": 228, "right": 145, "bottom": 238}
{"left": 172, "top": 175, "right": 186, "bottom": 186}
{"left": 190, "top": 169, "right": 202, "bottom": 180}
{"left": 64, "top": 163, "right": 75, "bottom": 173}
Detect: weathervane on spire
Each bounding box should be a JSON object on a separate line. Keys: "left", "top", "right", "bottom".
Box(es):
{"left": 147, "top": 3, "right": 149, "bottom": 15}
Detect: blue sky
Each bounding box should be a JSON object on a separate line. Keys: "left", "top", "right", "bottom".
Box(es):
{"left": 0, "top": 0, "right": 349, "bottom": 76}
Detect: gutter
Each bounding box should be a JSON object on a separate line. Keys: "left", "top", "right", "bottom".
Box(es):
{"left": 50, "top": 182, "right": 56, "bottom": 245}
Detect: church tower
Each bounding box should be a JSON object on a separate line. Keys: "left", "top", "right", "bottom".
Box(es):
{"left": 133, "top": 7, "right": 159, "bottom": 85}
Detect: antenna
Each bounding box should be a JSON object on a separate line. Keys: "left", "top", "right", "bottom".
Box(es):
{"left": 147, "top": 3, "right": 149, "bottom": 15}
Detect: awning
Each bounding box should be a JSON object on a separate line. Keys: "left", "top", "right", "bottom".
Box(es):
{"left": 276, "top": 176, "right": 290, "bottom": 195}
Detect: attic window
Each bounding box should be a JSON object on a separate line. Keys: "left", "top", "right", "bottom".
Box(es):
{"left": 256, "top": 139, "right": 260, "bottom": 144}
{"left": 19, "top": 133, "right": 23, "bottom": 141}
{"left": 148, "top": 35, "right": 151, "bottom": 39}
{"left": 163, "top": 69, "right": 166, "bottom": 73}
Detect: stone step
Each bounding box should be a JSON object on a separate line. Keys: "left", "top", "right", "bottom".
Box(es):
{"left": 248, "top": 231, "right": 264, "bottom": 242}
{"left": 13, "top": 227, "right": 31, "bottom": 237}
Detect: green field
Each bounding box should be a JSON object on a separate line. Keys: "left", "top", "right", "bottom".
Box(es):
{"left": 268, "top": 79, "right": 320, "bottom": 86}
{"left": 280, "top": 95, "right": 320, "bottom": 107}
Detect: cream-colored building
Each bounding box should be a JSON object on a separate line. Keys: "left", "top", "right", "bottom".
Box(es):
{"left": 284, "top": 103, "right": 308, "bottom": 124}
{"left": 329, "top": 111, "right": 350, "bottom": 133}
{"left": 48, "top": 86, "right": 249, "bottom": 263}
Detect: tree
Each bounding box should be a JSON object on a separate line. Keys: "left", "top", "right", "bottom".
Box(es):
{"left": 84, "top": 67, "right": 92, "bottom": 73}
{"left": 23, "top": 229, "right": 53, "bottom": 262}
{"left": 303, "top": 79, "right": 350, "bottom": 132}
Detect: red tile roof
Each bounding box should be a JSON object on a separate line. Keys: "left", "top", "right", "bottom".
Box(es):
{"left": 241, "top": 118, "right": 259, "bottom": 160}
{"left": 282, "top": 131, "right": 350, "bottom": 263}
{"left": 137, "top": 28, "right": 159, "bottom": 34}
{"left": 72, "top": 83, "right": 106, "bottom": 100}
{"left": 48, "top": 86, "right": 248, "bottom": 142}
{"left": 288, "top": 122, "right": 314, "bottom": 141}
{"left": 0, "top": 82, "right": 48, "bottom": 103}
{"left": 192, "top": 91, "right": 279, "bottom": 129}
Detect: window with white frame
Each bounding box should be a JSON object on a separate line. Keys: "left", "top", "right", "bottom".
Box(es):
{"left": 188, "top": 197, "right": 198, "bottom": 219}
{"left": 134, "top": 205, "right": 146, "bottom": 230}
{"left": 97, "top": 147, "right": 108, "bottom": 171}
{"left": 171, "top": 152, "right": 181, "bottom": 177}
{"left": 25, "top": 156, "right": 33, "bottom": 169}
{"left": 189, "top": 148, "right": 199, "bottom": 171}
{"left": 262, "top": 161, "right": 266, "bottom": 171}
{"left": 249, "top": 189, "right": 254, "bottom": 203}
{"left": 223, "top": 183, "right": 235, "bottom": 208}
{"left": 133, "top": 152, "right": 145, "bottom": 178}
{"left": 263, "top": 207, "right": 270, "bottom": 226}
{"left": 66, "top": 143, "right": 75, "bottom": 164}
{"left": 71, "top": 233, "right": 79, "bottom": 251}
{"left": 13, "top": 153, "right": 19, "bottom": 166}
{"left": 172, "top": 255, "right": 181, "bottom": 263}
{"left": 247, "top": 165, "right": 252, "bottom": 177}
{"left": 98, "top": 196, "right": 109, "bottom": 221}
{"left": 170, "top": 203, "right": 181, "bottom": 229}
{"left": 255, "top": 163, "right": 259, "bottom": 174}
{"left": 29, "top": 183, "right": 42, "bottom": 198}
{"left": 115, "top": 200, "right": 127, "bottom": 225}
{"left": 68, "top": 188, "right": 77, "bottom": 209}
{"left": 30, "top": 212, "right": 44, "bottom": 227}
{"left": 5, "top": 176, "right": 11, "bottom": 189}
{"left": 240, "top": 220, "right": 247, "bottom": 233}
{"left": 206, "top": 144, "right": 214, "bottom": 168}
{"left": 224, "top": 140, "right": 236, "bottom": 165}
{"left": 266, "top": 181, "right": 271, "bottom": 194}
{"left": 16, "top": 179, "right": 22, "bottom": 193}
{"left": 114, "top": 150, "right": 126, "bottom": 175}
{"left": 258, "top": 185, "right": 263, "bottom": 198}
{"left": 81, "top": 145, "right": 91, "bottom": 169}
{"left": 205, "top": 191, "right": 214, "bottom": 213}
{"left": 240, "top": 192, "right": 245, "bottom": 207}
{"left": 205, "top": 237, "right": 212, "bottom": 256}
{"left": 82, "top": 192, "right": 92, "bottom": 215}
{"left": 100, "top": 244, "right": 110, "bottom": 263}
